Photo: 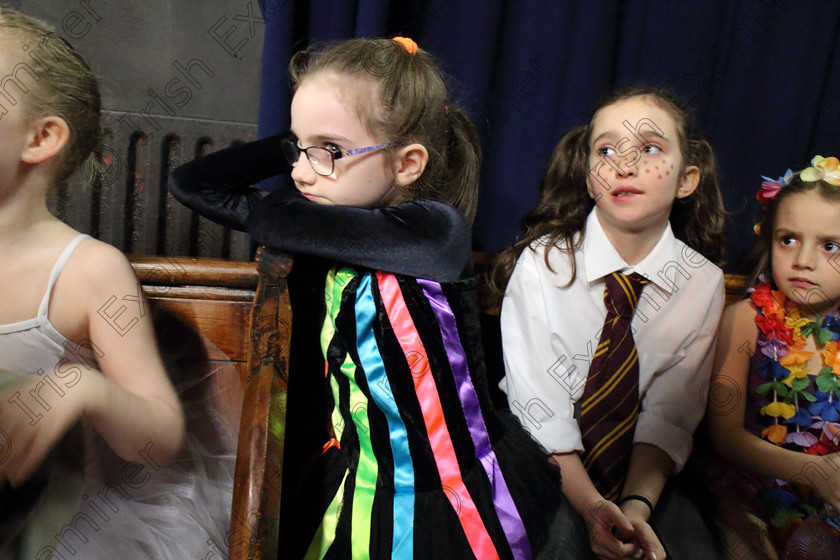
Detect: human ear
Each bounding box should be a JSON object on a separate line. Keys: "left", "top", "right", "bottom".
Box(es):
{"left": 585, "top": 174, "right": 596, "bottom": 199}
{"left": 393, "top": 143, "right": 429, "bottom": 187}
{"left": 21, "top": 116, "right": 70, "bottom": 164}
{"left": 676, "top": 165, "right": 700, "bottom": 198}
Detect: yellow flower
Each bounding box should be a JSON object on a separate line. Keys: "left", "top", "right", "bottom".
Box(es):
{"left": 785, "top": 314, "right": 809, "bottom": 339}
{"left": 801, "top": 155, "right": 840, "bottom": 186}
{"left": 760, "top": 402, "right": 796, "bottom": 419}
{"left": 762, "top": 424, "right": 787, "bottom": 445}
{"left": 782, "top": 364, "right": 810, "bottom": 387}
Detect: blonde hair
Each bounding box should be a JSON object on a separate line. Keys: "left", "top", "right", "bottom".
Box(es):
{"left": 0, "top": 8, "right": 101, "bottom": 183}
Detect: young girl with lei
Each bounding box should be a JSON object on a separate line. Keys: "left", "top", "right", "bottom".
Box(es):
{"left": 490, "top": 87, "right": 727, "bottom": 559}
{"left": 709, "top": 156, "right": 840, "bottom": 559}
{"left": 170, "top": 36, "right": 562, "bottom": 560}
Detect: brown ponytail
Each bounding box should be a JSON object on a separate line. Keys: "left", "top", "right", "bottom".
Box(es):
{"left": 289, "top": 38, "right": 481, "bottom": 222}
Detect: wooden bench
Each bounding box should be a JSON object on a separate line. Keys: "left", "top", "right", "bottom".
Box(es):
{"left": 130, "top": 250, "right": 751, "bottom": 560}
{"left": 130, "top": 249, "right": 291, "bottom": 560}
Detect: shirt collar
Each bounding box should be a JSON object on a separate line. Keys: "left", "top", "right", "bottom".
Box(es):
{"left": 582, "top": 208, "right": 682, "bottom": 294}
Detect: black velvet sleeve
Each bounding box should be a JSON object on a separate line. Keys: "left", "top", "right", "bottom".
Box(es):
{"left": 168, "top": 134, "right": 472, "bottom": 282}
{"left": 168, "top": 135, "right": 285, "bottom": 231}
{"left": 246, "top": 191, "right": 471, "bottom": 282}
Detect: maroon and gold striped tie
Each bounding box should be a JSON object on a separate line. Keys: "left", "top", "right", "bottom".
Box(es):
{"left": 579, "top": 271, "right": 648, "bottom": 501}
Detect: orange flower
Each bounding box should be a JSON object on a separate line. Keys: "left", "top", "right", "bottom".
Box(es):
{"left": 823, "top": 340, "right": 840, "bottom": 375}
{"left": 780, "top": 347, "right": 813, "bottom": 366}
{"left": 801, "top": 155, "right": 840, "bottom": 186}
{"left": 752, "top": 284, "right": 787, "bottom": 317}
{"left": 762, "top": 424, "right": 787, "bottom": 445}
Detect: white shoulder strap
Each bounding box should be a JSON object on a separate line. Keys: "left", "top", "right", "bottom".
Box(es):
{"left": 37, "top": 234, "right": 92, "bottom": 319}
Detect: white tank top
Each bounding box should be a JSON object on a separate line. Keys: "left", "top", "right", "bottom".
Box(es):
{"left": 0, "top": 234, "right": 96, "bottom": 376}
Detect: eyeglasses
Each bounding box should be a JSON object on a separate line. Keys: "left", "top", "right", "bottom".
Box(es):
{"left": 281, "top": 138, "right": 396, "bottom": 177}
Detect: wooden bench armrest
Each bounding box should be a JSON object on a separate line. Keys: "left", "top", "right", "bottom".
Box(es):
{"left": 230, "top": 247, "right": 293, "bottom": 560}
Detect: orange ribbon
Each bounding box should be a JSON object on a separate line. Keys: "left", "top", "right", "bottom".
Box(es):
{"left": 393, "top": 36, "right": 418, "bottom": 55}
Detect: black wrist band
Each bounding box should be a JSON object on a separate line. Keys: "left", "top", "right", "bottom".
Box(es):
{"left": 618, "top": 494, "right": 654, "bottom": 513}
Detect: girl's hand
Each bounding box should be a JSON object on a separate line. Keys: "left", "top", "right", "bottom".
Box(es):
{"left": 585, "top": 499, "right": 644, "bottom": 559}
{"left": 619, "top": 499, "right": 666, "bottom": 560}
{"left": 0, "top": 367, "right": 103, "bottom": 486}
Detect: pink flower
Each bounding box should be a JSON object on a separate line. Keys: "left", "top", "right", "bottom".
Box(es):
{"left": 756, "top": 169, "right": 793, "bottom": 203}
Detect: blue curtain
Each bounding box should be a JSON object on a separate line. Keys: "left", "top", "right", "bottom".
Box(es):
{"left": 258, "top": 0, "right": 840, "bottom": 272}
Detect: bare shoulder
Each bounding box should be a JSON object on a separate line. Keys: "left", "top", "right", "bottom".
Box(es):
{"left": 64, "top": 237, "right": 137, "bottom": 288}
{"left": 714, "top": 298, "right": 758, "bottom": 365}
{"left": 722, "top": 299, "right": 756, "bottom": 332}
{"left": 49, "top": 237, "right": 141, "bottom": 342}
{"left": 65, "top": 238, "right": 141, "bottom": 312}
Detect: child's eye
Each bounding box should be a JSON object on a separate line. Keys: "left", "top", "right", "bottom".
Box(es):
{"left": 823, "top": 241, "right": 839, "bottom": 254}
{"left": 322, "top": 142, "right": 342, "bottom": 156}
{"left": 778, "top": 235, "right": 796, "bottom": 247}
{"left": 597, "top": 146, "right": 615, "bottom": 157}
{"left": 642, "top": 144, "right": 661, "bottom": 154}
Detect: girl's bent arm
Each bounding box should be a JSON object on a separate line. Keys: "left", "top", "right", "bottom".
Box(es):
{"left": 709, "top": 300, "right": 840, "bottom": 511}
{"left": 170, "top": 135, "right": 471, "bottom": 282}
{"left": 1, "top": 241, "right": 184, "bottom": 485}
{"left": 247, "top": 193, "right": 470, "bottom": 282}
{"left": 81, "top": 243, "right": 185, "bottom": 463}
{"left": 634, "top": 272, "right": 725, "bottom": 473}
{"left": 168, "top": 135, "right": 281, "bottom": 231}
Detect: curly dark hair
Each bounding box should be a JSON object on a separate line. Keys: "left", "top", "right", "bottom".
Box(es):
{"left": 486, "top": 86, "right": 726, "bottom": 304}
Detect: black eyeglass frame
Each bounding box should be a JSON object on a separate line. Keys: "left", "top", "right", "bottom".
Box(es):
{"left": 281, "top": 138, "right": 399, "bottom": 177}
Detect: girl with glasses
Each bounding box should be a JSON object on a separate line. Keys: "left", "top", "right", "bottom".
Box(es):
{"left": 170, "top": 37, "right": 562, "bottom": 559}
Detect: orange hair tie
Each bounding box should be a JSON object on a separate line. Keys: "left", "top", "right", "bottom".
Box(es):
{"left": 393, "top": 36, "right": 418, "bottom": 55}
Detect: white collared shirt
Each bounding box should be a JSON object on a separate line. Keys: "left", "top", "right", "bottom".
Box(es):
{"left": 500, "top": 209, "right": 724, "bottom": 471}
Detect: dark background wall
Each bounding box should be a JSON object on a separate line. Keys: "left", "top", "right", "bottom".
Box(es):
{"left": 18, "top": 0, "right": 263, "bottom": 124}
{"left": 256, "top": 0, "right": 840, "bottom": 274}
{"left": 14, "top": 0, "right": 265, "bottom": 260}
{"left": 8, "top": 1, "right": 840, "bottom": 273}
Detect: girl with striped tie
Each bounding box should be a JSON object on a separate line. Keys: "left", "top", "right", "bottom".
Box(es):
{"left": 491, "top": 87, "right": 727, "bottom": 559}
{"left": 170, "top": 36, "right": 561, "bottom": 560}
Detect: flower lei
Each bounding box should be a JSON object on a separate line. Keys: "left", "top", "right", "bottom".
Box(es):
{"left": 751, "top": 282, "right": 840, "bottom": 452}
{"left": 751, "top": 283, "right": 840, "bottom": 528}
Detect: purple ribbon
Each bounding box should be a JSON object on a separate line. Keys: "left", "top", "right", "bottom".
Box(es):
{"left": 418, "top": 279, "right": 531, "bottom": 560}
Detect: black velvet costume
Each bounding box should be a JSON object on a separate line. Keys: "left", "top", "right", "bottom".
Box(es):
{"left": 169, "top": 135, "right": 563, "bottom": 560}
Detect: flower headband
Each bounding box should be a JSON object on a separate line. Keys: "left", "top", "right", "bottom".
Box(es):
{"left": 756, "top": 155, "right": 840, "bottom": 205}
{"left": 754, "top": 155, "right": 840, "bottom": 234}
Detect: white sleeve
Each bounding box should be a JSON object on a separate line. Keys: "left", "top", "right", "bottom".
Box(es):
{"left": 500, "top": 248, "right": 584, "bottom": 454}
{"left": 634, "top": 271, "right": 725, "bottom": 471}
